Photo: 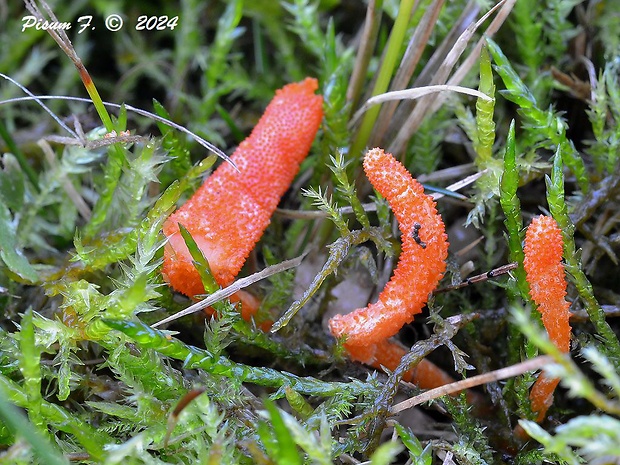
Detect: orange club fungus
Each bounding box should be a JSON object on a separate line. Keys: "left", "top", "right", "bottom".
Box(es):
{"left": 162, "top": 78, "right": 323, "bottom": 321}
{"left": 523, "top": 214, "right": 571, "bottom": 421}
{"left": 329, "top": 148, "right": 450, "bottom": 380}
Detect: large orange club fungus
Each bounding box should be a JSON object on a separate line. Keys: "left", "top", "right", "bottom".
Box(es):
{"left": 162, "top": 78, "right": 323, "bottom": 309}
{"left": 524, "top": 214, "right": 571, "bottom": 421}
{"left": 329, "top": 148, "right": 449, "bottom": 365}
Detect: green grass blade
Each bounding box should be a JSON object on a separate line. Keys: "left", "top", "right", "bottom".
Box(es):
{"left": 262, "top": 400, "right": 303, "bottom": 465}
{"left": 18, "top": 309, "right": 44, "bottom": 432}
{"left": 178, "top": 223, "right": 219, "bottom": 294}
{"left": 0, "top": 397, "right": 68, "bottom": 465}
{"left": 0, "top": 119, "right": 39, "bottom": 191}
{"left": 0, "top": 202, "right": 38, "bottom": 283}
{"left": 498, "top": 121, "right": 528, "bottom": 300}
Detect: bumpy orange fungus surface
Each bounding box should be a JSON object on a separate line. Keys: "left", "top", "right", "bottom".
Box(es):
{"left": 162, "top": 78, "right": 323, "bottom": 301}
{"left": 523, "top": 215, "right": 571, "bottom": 421}
{"left": 329, "top": 148, "right": 449, "bottom": 364}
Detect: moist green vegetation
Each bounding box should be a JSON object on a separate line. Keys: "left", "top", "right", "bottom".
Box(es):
{"left": 1, "top": 0, "right": 620, "bottom": 463}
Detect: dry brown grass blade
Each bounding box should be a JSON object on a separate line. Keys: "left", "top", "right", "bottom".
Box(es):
{"left": 347, "top": 0, "right": 383, "bottom": 111}
{"left": 151, "top": 254, "right": 306, "bottom": 328}
{"left": 370, "top": 0, "right": 447, "bottom": 146}
{"left": 417, "top": 162, "right": 476, "bottom": 183}
{"left": 379, "top": 0, "right": 480, "bottom": 150}
{"left": 427, "top": 0, "right": 517, "bottom": 115}
{"left": 24, "top": 0, "right": 81, "bottom": 69}
{"left": 351, "top": 84, "right": 491, "bottom": 126}
{"left": 390, "top": 355, "right": 553, "bottom": 414}
{"left": 388, "top": 0, "right": 516, "bottom": 157}
{"left": 412, "top": 1, "right": 480, "bottom": 89}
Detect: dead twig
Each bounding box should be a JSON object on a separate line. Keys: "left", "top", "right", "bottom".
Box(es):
{"left": 390, "top": 355, "right": 553, "bottom": 414}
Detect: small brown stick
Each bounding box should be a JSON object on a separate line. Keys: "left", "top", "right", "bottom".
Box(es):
{"left": 433, "top": 262, "right": 518, "bottom": 294}
{"left": 571, "top": 305, "right": 620, "bottom": 321}
{"left": 390, "top": 355, "right": 553, "bottom": 414}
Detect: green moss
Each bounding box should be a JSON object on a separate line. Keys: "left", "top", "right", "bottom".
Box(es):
{"left": 2, "top": 0, "right": 620, "bottom": 462}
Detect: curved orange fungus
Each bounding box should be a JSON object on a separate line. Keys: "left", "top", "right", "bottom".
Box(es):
{"left": 523, "top": 214, "right": 571, "bottom": 421}
{"left": 162, "top": 78, "right": 323, "bottom": 313}
{"left": 329, "top": 148, "right": 449, "bottom": 364}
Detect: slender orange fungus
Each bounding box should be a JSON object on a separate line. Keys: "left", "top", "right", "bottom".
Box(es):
{"left": 329, "top": 148, "right": 449, "bottom": 363}
{"left": 524, "top": 214, "right": 571, "bottom": 421}
{"left": 162, "top": 79, "right": 323, "bottom": 314}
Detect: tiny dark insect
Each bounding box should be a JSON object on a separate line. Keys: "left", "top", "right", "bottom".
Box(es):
{"left": 412, "top": 222, "right": 427, "bottom": 249}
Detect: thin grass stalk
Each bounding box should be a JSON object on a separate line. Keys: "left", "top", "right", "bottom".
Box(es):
{"left": 412, "top": 0, "right": 480, "bottom": 88}
{"left": 370, "top": 0, "right": 446, "bottom": 147}
{"left": 388, "top": 0, "right": 516, "bottom": 157}
{"left": 347, "top": 0, "right": 384, "bottom": 111}
{"left": 433, "top": 0, "right": 517, "bottom": 114}
{"left": 349, "top": 0, "right": 417, "bottom": 158}
{"left": 23, "top": 0, "right": 128, "bottom": 239}
{"left": 383, "top": 0, "right": 479, "bottom": 149}
{"left": 388, "top": 1, "right": 495, "bottom": 157}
